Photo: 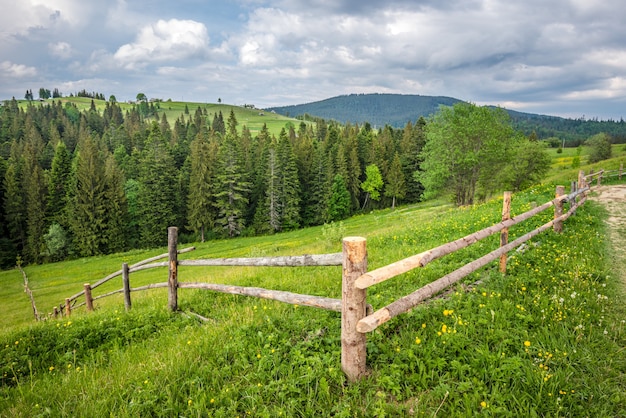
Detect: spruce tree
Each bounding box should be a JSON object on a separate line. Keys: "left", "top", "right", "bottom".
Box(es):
{"left": 384, "top": 153, "right": 406, "bottom": 209}
{"left": 47, "top": 141, "right": 72, "bottom": 225}
{"left": 69, "top": 130, "right": 108, "bottom": 256}
{"left": 23, "top": 124, "right": 47, "bottom": 263}
{"left": 104, "top": 154, "right": 128, "bottom": 253}
{"left": 214, "top": 113, "right": 250, "bottom": 237}
{"left": 137, "top": 122, "right": 179, "bottom": 247}
{"left": 277, "top": 128, "right": 301, "bottom": 231}
{"left": 187, "top": 128, "right": 217, "bottom": 242}
{"left": 3, "top": 158, "right": 26, "bottom": 256}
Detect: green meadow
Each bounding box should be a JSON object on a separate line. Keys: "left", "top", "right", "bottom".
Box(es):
{"left": 18, "top": 97, "right": 305, "bottom": 137}
{"left": 1, "top": 148, "right": 625, "bottom": 416}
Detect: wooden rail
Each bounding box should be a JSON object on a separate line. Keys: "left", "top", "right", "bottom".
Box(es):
{"left": 57, "top": 169, "right": 617, "bottom": 381}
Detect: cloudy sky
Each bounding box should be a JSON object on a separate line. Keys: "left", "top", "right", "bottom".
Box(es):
{"left": 1, "top": 0, "right": 625, "bottom": 120}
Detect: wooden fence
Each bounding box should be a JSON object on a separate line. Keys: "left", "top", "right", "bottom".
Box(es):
{"left": 57, "top": 169, "right": 616, "bottom": 381}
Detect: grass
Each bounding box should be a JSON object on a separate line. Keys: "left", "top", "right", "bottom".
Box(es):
{"left": 16, "top": 97, "right": 306, "bottom": 137}
{"left": 2, "top": 151, "right": 626, "bottom": 416}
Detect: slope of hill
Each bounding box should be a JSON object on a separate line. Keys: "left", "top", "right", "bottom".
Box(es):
{"left": 267, "top": 93, "right": 626, "bottom": 142}
{"left": 266, "top": 93, "right": 461, "bottom": 127}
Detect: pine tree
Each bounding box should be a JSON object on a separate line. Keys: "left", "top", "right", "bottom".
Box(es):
{"left": 187, "top": 128, "right": 217, "bottom": 242}
{"left": 277, "top": 129, "right": 301, "bottom": 230}
{"left": 23, "top": 124, "right": 47, "bottom": 263}
{"left": 137, "top": 122, "right": 179, "bottom": 247}
{"left": 103, "top": 154, "right": 128, "bottom": 253}
{"left": 69, "top": 130, "right": 108, "bottom": 256}
{"left": 327, "top": 174, "right": 351, "bottom": 221}
{"left": 384, "top": 153, "right": 406, "bottom": 209}
{"left": 214, "top": 113, "right": 250, "bottom": 237}
{"left": 47, "top": 141, "right": 72, "bottom": 225}
{"left": 3, "top": 158, "right": 26, "bottom": 256}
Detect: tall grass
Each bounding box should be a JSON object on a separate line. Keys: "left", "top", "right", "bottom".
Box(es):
{"left": 2, "top": 177, "right": 625, "bottom": 416}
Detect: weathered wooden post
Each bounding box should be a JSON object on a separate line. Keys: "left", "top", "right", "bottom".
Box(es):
{"left": 597, "top": 170, "right": 602, "bottom": 186}
{"left": 64, "top": 298, "right": 71, "bottom": 317}
{"left": 554, "top": 185, "right": 565, "bottom": 233}
{"left": 570, "top": 181, "right": 577, "bottom": 215}
{"left": 620, "top": 163, "right": 623, "bottom": 181}
{"left": 122, "top": 262, "right": 131, "bottom": 311}
{"left": 84, "top": 284, "right": 94, "bottom": 312}
{"left": 578, "top": 170, "right": 584, "bottom": 191}
{"left": 499, "top": 191, "right": 511, "bottom": 274}
{"left": 168, "top": 227, "right": 178, "bottom": 312}
{"left": 341, "top": 237, "right": 368, "bottom": 382}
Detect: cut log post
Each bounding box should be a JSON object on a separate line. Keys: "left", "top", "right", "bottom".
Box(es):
{"left": 570, "top": 181, "right": 577, "bottom": 215}
{"left": 64, "top": 298, "right": 71, "bottom": 317}
{"left": 554, "top": 185, "right": 565, "bottom": 233}
{"left": 168, "top": 227, "right": 178, "bottom": 312}
{"left": 597, "top": 170, "right": 602, "bottom": 186}
{"left": 341, "top": 237, "right": 368, "bottom": 382}
{"left": 84, "top": 284, "right": 94, "bottom": 312}
{"left": 122, "top": 262, "right": 131, "bottom": 311}
{"left": 499, "top": 191, "right": 511, "bottom": 274}
{"left": 620, "top": 163, "right": 623, "bottom": 181}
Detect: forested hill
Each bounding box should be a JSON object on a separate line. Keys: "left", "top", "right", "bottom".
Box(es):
{"left": 266, "top": 94, "right": 461, "bottom": 128}
{"left": 268, "top": 93, "right": 626, "bottom": 143}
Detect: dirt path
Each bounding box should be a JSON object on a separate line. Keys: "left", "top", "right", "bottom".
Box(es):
{"left": 590, "top": 185, "right": 626, "bottom": 285}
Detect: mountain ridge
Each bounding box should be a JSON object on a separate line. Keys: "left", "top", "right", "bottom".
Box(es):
{"left": 266, "top": 93, "right": 626, "bottom": 142}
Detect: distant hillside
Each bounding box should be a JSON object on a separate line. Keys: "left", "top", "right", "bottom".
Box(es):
{"left": 267, "top": 93, "right": 626, "bottom": 143}
{"left": 266, "top": 93, "right": 461, "bottom": 127}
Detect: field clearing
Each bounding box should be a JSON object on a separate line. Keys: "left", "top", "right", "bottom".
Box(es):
{"left": 2, "top": 171, "right": 626, "bottom": 415}
{"left": 16, "top": 98, "right": 306, "bottom": 137}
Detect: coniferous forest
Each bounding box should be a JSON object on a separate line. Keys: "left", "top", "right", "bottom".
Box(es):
{"left": 0, "top": 98, "right": 432, "bottom": 268}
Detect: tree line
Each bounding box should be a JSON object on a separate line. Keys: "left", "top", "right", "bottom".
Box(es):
{"left": 1, "top": 98, "right": 552, "bottom": 268}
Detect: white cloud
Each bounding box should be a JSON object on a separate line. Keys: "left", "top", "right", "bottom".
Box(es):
{"left": 49, "top": 41, "right": 73, "bottom": 59}
{"left": 0, "top": 61, "right": 37, "bottom": 78}
{"left": 113, "top": 19, "right": 210, "bottom": 69}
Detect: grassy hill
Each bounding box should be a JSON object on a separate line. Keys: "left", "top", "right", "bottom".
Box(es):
{"left": 266, "top": 93, "right": 461, "bottom": 127}
{"left": 1, "top": 151, "right": 625, "bottom": 415}
{"left": 16, "top": 97, "right": 304, "bottom": 137}
{"left": 266, "top": 93, "right": 626, "bottom": 143}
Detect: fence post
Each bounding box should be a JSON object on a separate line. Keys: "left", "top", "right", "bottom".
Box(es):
{"left": 570, "top": 181, "right": 577, "bottom": 215}
{"left": 554, "top": 186, "right": 565, "bottom": 233}
{"left": 499, "top": 191, "right": 511, "bottom": 274}
{"left": 620, "top": 163, "right": 623, "bottom": 181}
{"left": 64, "top": 298, "right": 71, "bottom": 317}
{"left": 341, "top": 237, "right": 368, "bottom": 382}
{"left": 597, "top": 170, "right": 602, "bottom": 186}
{"left": 84, "top": 284, "right": 94, "bottom": 312}
{"left": 168, "top": 227, "right": 179, "bottom": 312}
{"left": 122, "top": 262, "right": 131, "bottom": 311}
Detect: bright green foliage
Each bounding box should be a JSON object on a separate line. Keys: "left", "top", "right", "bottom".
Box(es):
{"left": 42, "top": 223, "right": 68, "bottom": 261}
{"left": 138, "top": 122, "right": 179, "bottom": 247}
{"left": 504, "top": 137, "right": 552, "bottom": 191}
{"left": 327, "top": 174, "right": 351, "bottom": 221}
{"left": 586, "top": 133, "right": 612, "bottom": 163}
{"left": 418, "top": 103, "right": 515, "bottom": 205}
{"left": 361, "top": 164, "right": 384, "bottom": 209}
{"left": 385, "top": 153, "right": 406, "bottom": 209}
{"left": 68, "top": 130, "right": 108, "bottom": 257}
